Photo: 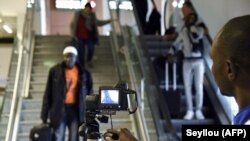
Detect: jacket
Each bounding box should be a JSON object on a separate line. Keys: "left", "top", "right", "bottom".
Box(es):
{"left": 70, "top": 10, "right": 111, "bottom": 45}
{"left": 40, "top": 62, "right": 93, "bottom": 129}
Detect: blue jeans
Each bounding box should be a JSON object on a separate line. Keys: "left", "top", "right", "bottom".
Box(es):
{"left": 54, "top": 105, "right": 79, "bottom": 141}
{"left": 78, "top": 39, "right": 95, "bottom": 67}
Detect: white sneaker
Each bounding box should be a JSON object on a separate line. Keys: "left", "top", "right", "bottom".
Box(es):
{"left": 195, "top": 110, "right": 205, "bottom": 120}
{"left": 184, "top": 110, "right": 194, "bottom": 120}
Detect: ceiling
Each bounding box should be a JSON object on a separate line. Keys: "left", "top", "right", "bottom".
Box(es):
{"left": 0, "top": 0, "right": 26, "bottom": 38}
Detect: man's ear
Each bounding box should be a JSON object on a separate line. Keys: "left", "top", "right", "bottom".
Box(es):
{"left": 226, "top": 59, "right": 238, "bottom": 80}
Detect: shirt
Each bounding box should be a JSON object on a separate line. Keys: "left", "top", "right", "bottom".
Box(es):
{"left": 233, "top": 106, "right": 250, "bottom": 125}
{"left": 64, "top": 65, "right": 79, "bottom": 104}
{"left": 76, "top": 14, "right": 90, "bottom": 40}
{"left": 174, "top": 15, "right": 204, "bottom": 58}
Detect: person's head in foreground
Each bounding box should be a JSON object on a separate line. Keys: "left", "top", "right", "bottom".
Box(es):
{"left": 63, "top": 46, "right": 78, "bottom": 69}
{"left": 211, "top": 15, "right": 250, "bottom": 124}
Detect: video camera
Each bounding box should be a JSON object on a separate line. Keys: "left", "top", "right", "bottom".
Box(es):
{"left": 79, "top": 81, "right": 138, "bottom": 140}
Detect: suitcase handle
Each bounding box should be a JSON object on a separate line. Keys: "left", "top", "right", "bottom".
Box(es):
{"left": 165, "top": 61, "right": 177, "bottom": 91}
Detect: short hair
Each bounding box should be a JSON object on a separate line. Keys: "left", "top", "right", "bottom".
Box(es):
{"left": 85, "top": 2, "right": 92, "bottom": 9}
{"left": 216, "top": 15, "right": 250, "bottom": 72}
{"left": 183, "top": 1, "right": 194, "bottom": 9}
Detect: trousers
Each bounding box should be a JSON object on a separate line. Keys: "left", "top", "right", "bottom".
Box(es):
{"left": 78, "top": 39, "right": 95, "bottom": 67}
{"left": 54, "top": 104, "right": 79, "bottom": 141}
{"left": 182, "top": 58, "right": 205, "bottom": 111}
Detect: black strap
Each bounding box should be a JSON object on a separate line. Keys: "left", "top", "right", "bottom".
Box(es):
{"left": 187, "top": 27, "right": 194, "bottom": 47}
{"left": 186, "top": 26, "right": 203, "bottom": 54}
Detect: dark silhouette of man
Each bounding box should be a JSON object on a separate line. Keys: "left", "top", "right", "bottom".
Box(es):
{"left": 211, "top": 15, "right": 250, "bottom": 125}
{"left": 41, "top": 46, "right": 93, "bottom": 140}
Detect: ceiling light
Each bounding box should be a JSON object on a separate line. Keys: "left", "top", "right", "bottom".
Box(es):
{"left": 109, "top": 0, "right": 132, "bottom": 10}
{"left": 90, "top": 1, "right": 96, "bottom": 8}
{"left": 119, "top": 1, "right": 133, "bottom": 10}
{"left": 55, "top": 0, "right": 88, "bottom": 9}
{"left": 172, "top": 1, "right": 178, "bottom": 8}
{"left": 3, "top": 24, "right": 13, "bottom": 34}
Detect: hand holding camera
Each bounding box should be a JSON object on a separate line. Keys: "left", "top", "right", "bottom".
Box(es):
{"left": 104, "top": 128, "right": 138, "bottom": 141}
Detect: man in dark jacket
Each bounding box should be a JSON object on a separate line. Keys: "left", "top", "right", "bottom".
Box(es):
{"left": 41, "top": 46, "right": 93, "bottom": 141}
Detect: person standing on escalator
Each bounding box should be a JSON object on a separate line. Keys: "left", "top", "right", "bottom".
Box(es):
{"left": 173, "top": 12, "right": 206, "bottom": 120}
{"left": 164, "top": 1, "right": 208, "bottom": 120}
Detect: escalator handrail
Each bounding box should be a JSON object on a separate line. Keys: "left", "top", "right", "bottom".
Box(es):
{"left": 0, "top": 37, "right": 18, "bottom": 123}
{"left": 107, "top": 1, "right": 151, "bottom": 140}
{"left": 130, "top": 0, "right": 180, "bottom": 139}
{"left": 5, "top": 2, "right": 36, "bottom": 140}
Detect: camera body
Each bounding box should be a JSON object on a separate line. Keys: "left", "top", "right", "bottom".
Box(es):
{"left": 86, "top": 81, "right": 135, "bottom": 114}
{"left": 86, "top": 86, "right": 129, "bottom": 113}
{"left": 79, "top": 81, "right": 137, "bottom": 140}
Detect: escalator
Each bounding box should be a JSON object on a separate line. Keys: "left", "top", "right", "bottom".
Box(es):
{"left": 0, "top": 0, "right": 157, "bottom": 140}
{"left": 129, "top": 0, "right": 232, "bottom": 139}
{"left": 0, "top": 0, "right": 233, "bottom": 140}
{"left": 141, "top": 33, "right": 231, "bottom": 139}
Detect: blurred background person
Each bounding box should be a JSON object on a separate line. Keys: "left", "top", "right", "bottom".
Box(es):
{"left": 70, "top": 2, "right": 112, "bottom": 68}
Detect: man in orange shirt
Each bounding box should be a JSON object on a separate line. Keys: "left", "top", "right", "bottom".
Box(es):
{"left": 41, "top": 46, "right": 93, "bottom": 141}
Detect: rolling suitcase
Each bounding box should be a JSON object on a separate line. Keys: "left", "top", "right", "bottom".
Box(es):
{"left": 164, "top": 55, "right": 182, "bottom": 118}
{"left": 152, "top": 56, "right": 167, "bottom": 86}
{"left": 29, "top": 123, "right": 53, "bottom": 141}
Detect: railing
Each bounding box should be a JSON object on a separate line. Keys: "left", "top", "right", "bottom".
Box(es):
{"left": 0, "top": 38, "right": 18, "bottom": 126}
{"left": 130, "top": 0, "right": 181, "bottom": 140}
{"left": 108, "top": 0, "right": 181, "bottom": 140}
{"left": 4, "top": 1, "right": 36, "bottom": 141}
{"left": 107, "top": 1, "right": 152, "bottom": 141}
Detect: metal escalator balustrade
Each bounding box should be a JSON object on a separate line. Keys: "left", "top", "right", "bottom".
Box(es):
{"left": 0, "top": 40, "right": 20, "bottom": 141}
{"left": 1, "top": 1, "right": 43, "bottom": 140}
{"left": 107, "top": 0, "right": 165, "bottom": 140}
{"left": 142, "top": 34, "right": 231, "bottom": 138}
{"left": 16, "top": 35, "right": 69, "bottom": 141}
{"left": 128, "top": 0, "right": 182, "bottom": 140}
{"left": 130, "top": 0, "right": 231, "bottom": 140}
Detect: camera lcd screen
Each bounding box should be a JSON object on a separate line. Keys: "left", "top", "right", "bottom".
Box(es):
{"left": 100, "top": 89, "right": 119, "bottom": 104}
